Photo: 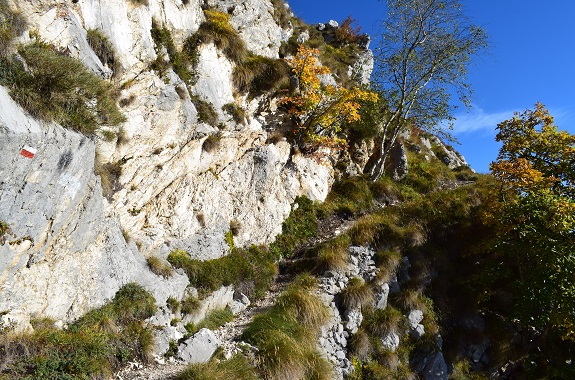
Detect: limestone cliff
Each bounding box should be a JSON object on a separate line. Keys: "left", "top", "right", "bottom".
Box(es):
{"left": 0, "top": 0, "right": 334, "bottom": 321}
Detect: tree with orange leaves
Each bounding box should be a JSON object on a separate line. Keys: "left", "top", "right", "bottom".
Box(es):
{"left": 489, "top": 103, "right": 575, "bottom": 344}
{"left": 280, "top": 45, "right": 378, "bottom": 156}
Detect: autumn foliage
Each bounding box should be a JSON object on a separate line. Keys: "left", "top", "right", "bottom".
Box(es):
{"left": 488, "top": 103, "right": 575, "bottom": 342}
{"left": 280, "top": 45, "right": 378, "bottom": 156}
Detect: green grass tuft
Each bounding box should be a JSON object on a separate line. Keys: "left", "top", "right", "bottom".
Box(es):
{"left": 242, "top": 274, "right": 333, "bottom": 380}
{"left": 222, "top": 103, "right": 246, "bottom": 125}
{"left": 233, "top": 55, "right": 290, "bottom": 97}
{"left": 181, "top": 295, "right": 201, "bottom": 316}
{"left": 191, "top": 95, "right": 218, "bottom": 125}
{"left": 150, "top": 20, "right": 195, "bottom": 83}
{"left": 0, "top": 42, "right": 125, "bottom": 136}
{"left": 176, "top": 354, "right": 259, "bottom": 380}
{"left": 362, "top": 306, "right": 405, "bottom": 338}
{"left": 269, "top": 196, "right": 318, "bottom": 259}
{"left": 168, "top": 246, "right": 277, "bottom": 300}
{"left": 311, "top": 234, "right": 350, "bottom": 273}
{"left": 339, "top": 277, "right": 374, "bottom": 310}
{"left": 186, "top": 308, "right": 234, "bottom": 335}
{"left": 86, "top": 29, "right": 120, "bottom": 75}
{"left": 189, "top": 9, "right": 247, "bottom": 64}
{"left": 0, "top": 0, "right": 27, "bottom": 57}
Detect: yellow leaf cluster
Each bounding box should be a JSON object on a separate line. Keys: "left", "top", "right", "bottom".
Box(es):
{"left": 490, "top": 158, "right": 557, "bottom": 194}
{"left": 280, "top": 45, "right": 378, "bottom": 153}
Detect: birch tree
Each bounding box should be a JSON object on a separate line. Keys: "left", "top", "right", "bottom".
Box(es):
{"left": 369, "top": 0, "right": 488, "bottom": 181}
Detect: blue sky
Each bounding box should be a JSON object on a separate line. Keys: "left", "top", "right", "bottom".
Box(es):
{"left": 287, "top": 0, "right": 575, "bottom": 173}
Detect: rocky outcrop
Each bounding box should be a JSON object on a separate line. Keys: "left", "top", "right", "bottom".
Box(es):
{"left": 206, "top": 0, "right": 292, "bottom": 58}
{"left": 0, "top": 0, "right": 331, "bottom": 323}
{"left": 317, "top": 246, "right": 380, "bottom": 379}
{"left": 426, "top": 136, "right": 470, "bottom": 169}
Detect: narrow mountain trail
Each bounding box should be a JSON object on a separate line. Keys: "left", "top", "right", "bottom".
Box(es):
{"left": 115, "top": 207, "right": 364, "bottom": 379}
{"left": 115, "top": 179, "right": 473, "bottom": 379}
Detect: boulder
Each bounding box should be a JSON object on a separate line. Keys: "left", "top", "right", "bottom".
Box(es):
{"left": 178, "top": 328, "right": 219, "bottom": 364}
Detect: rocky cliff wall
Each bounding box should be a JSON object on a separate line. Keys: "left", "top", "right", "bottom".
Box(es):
{"left": 0, "top": 0, "right": 333, "bottom": 321}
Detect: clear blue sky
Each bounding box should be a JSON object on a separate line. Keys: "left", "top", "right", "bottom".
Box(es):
{"left": 287, "top": 0, "right": 575, "bottom": 173}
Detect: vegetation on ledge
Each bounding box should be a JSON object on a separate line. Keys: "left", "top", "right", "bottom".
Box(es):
{"left": 0, "top": 283, "right": 156, "bottom": 380}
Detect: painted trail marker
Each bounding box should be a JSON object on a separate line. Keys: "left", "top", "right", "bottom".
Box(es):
{"left": 20, "top": 146, "right": 37, "bottom": 159}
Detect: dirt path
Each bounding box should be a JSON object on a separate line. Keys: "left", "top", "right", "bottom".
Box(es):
{"left": 114, "top": 281, "right": 288, "bottom": 380}
{"left": 114, "top": 200, "right": 389, "bottom": 379}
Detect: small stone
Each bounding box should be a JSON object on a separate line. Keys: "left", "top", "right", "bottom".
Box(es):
{"left": 408, "top": 309, "right": 424, "bottom": 329}
{"left": 381, "top": 332, "right": 400, "bottom": 352}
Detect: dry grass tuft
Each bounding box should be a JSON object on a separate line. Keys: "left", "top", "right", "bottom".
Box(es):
{"left": 313, "top": 234, "right": 350, "bottom": 274}
{"left": 339, "top": 277, "right": 374, "bottom": 310}
{"left": 349, "top": 329, "right": 371, "bottom": 360}
{"left": 146, "top": 256, "right": 173, "bottom": 278}
{"left": 202, "top": 134, "right": 220, "bottom": 153}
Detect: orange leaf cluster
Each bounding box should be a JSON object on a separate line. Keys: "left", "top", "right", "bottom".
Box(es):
{"left": 280, "top": 45, "right": 378, "bottom": 154}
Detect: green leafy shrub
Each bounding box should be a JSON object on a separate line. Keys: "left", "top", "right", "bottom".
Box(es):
{"left": 0, "top": 283, "right": 156, "bottom": 379}
{"left": 0, "top": 42, "right": 125, "bottom": 136}
{"left": 86, "top": 29, "right": 120, "bottom": 75}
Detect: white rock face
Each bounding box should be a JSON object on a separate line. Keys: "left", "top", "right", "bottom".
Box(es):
{"left": 382, "top": 332, "right": 401, "bottom": 352}
{"left": 0, "top": 87, "right": 188, "bottom": 320}
{"left": 349, "top": 49, "right": 374, "bottom": 85}
{"left": 13, "top": 0, "right": 204, "bottom": 75}
{"left": 192, "top": 44, "right": 235, "bottom": 118}
{"left": 0, "top": 0, "right": 334, "bottom": 324}
{"left": 206, "top": 0, "right": 292, "bottom": 58}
